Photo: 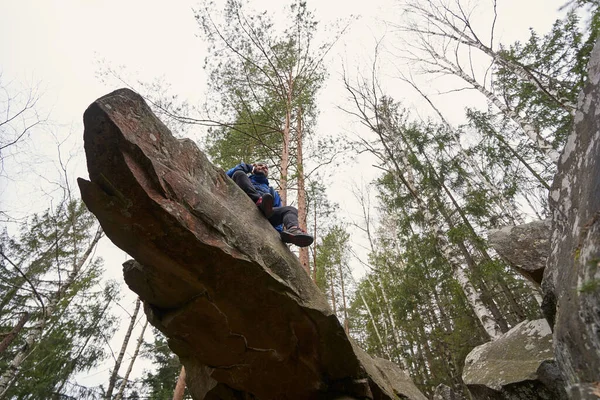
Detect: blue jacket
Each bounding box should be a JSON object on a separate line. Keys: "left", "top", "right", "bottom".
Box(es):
{"left": 226, "top": 162, "right": 283, "bottom": 231}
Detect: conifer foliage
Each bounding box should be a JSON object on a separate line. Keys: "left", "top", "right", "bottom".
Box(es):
{"left": 0, "top": 200, "right": 118, "bottom": 399}
{"left": 340, "top": 0, "right": 599, "bottom": 396}
{"left": 197, "top": 0, "right": 347, "bottom": 274}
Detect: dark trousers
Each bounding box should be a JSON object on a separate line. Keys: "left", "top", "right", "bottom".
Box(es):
{"left": 231, "top": 170, "right": 299, "bottom": 229}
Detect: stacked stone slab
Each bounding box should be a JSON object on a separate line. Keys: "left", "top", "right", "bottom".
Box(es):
{"left": 462, "top": 319, "right": 567, "bottom": 399}
{"left": 488, "top": 219, "right": 551, "bottom": 285}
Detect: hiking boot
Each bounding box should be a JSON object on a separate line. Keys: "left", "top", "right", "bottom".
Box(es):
{"left": 280, "top": 226, "right": 314, "bottom": 247}
{"left": 256, "top": 193, "right": 274, "bottom": 218}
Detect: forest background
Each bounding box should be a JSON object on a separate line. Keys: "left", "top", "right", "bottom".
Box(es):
{"left": 1, "top": 0, "right": 598, "bottom": 398}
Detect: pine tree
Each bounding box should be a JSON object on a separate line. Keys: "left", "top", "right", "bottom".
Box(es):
{"left": 198, "top": 0, "right": 347, "bottom": 276}
{"left": 140, "top": 331, "right": 190, "bottom": 400}
{"left": 315, "top": 225, "right": 353, "bottom": 330}
{"left": 0, "top": 200, "right": 119, "bottom": 399}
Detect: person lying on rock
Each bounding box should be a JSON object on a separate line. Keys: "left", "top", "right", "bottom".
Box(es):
{"left": 226, "top": 161, "right": 314, "bottom": 247}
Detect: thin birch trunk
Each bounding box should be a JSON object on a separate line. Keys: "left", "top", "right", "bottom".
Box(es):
{"left": 408, "top": 1, "right": 576, "bottom": 113}
{"left": 351, "top": 193, "right": 408, "bottom": 367}
{"left": 360, "top": 298, "right": 385, "bottom": 353}
{"left": 448, "top": 59, "right": 560, "bottom": 163}
{"left": 432, "top": 289, "right": 453, "bottom": 333}
{"left": 365, "top": 275, "right": 390, "bottom": 346}
{"left": 114, "top": 318, "right": 149, "bottom": 400}
{"left": 376, "top": 276, "right": 408, "bottom": 367}
{"left": 424, "top": 300, "right": 459, "bottom": 382}
{"left": 338, "top": 262, "right": 349, "bottom": 334}
{"left": 354, "top": 287, "right": 389, "bottom": 358}
{"left": 495, "top": 275, "right": 528, "bottom": 325}
{"left": 106, "top": 297, "right": 142, "bottom": 399}
{"left": 457, "top": 234, "right": 510, "bottom": 334}
{"left": 414, "top": 311, "right": 434, "bottom": 381}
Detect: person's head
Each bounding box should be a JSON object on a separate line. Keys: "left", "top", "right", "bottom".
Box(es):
{"left": 253, "top": 161, "right": 269, "bottom": 177}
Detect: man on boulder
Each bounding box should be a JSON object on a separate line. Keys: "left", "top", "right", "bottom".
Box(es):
{"left": 227, "top": 162, "right": 314, "bottom": 248}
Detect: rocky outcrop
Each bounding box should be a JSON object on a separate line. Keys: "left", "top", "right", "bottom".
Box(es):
{"left": 433, "top": 384, "right": 466, "bottom": 400}
{"left": 462, "top": 319, "right": 567, "bottom": 400}
{"left": 542, "top": 39, "right": 600, "bottom": 397}
{"left": 78, "top": 88, "right": 427, "bottom": 400}
{"left": 488, "top": 219, "right": 551, "bottom": 285}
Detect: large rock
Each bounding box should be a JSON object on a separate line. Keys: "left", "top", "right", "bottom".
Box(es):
{"left": 462, "top": 319, "right": 567, "bottom": 400}
{"left": 77, "top": 88, "right": 427, "bottom": 400}
{"left": 488, "top": 219, "right": 551, "bottom": 285}
{"left": 542, "top": 38, "right": 600, "bottom": 397}
{"left": 433, "top": 384, "right": 466, "bottom": 400}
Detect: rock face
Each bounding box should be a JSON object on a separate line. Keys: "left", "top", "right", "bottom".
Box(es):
{"left": 433, "top": 384, "right": 466, "bottom": 400}
{"left": 542, "top": 39, "right": 600, "bottom": 396}
{"left": 462, "top": 319, "right": 567, "bottom": 400}
{"left": 78, "top": 88, "right": 427, "bottom": 400}
{"left": 488, "top": 219, "right": 551, "bottom": 285}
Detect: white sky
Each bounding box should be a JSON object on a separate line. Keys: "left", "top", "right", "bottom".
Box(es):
{"left": 0, "top": 0, "right": 565, "bottom": 393}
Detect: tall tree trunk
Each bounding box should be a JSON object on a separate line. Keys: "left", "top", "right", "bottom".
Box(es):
{"left": 114, "top": 318, "right": 149, "bottom": 400}
{"left": 297, "top": 107, "right": 310, "bottom": 275}
{"left": 432, "top": 287, "right": 453, "bottom": 333}
{"left": 437, "top": 203, "right": 510, "bottom": 334}
{"left": 329, "top": 267, "right": 337, "bottom": 315}
{"left": 338, "top": 262, "right": 349, "bottom": 334}
{"left": 414, "top": 310, "right": 434, "bottom": 382}
{"left": 352, "top": 283, "right": 389, "bottom": 358}
{"left": 312, "top": 206, "right": 317, "bottom": 282}
{"left": 0, "top": 313, "right": 29, "bottom": 354}
{"left": 173, "top": 366, "right": 186, "bottom": 400}
{"left": 398, "top": 132, "right": 502, "bottom": 338}
{"left": 365, "top": 275, "right": 390, "bottom": 347}
{"left": 426, "top": 295, "right": 460, "bottom": 381}
{"left": 106, "top": 297, "right": 142, "bottom": 399}
{"left": 373, "top": 269, "right": 410, "bottom": 369}
{"left": 361, "top": 299, "right": 387, "bottom": 356}
{"left": 279, "top": 74, "right": 293, "bottom": 206}
{"left": 491, "top": 126, "right": 551, "bottom": 190}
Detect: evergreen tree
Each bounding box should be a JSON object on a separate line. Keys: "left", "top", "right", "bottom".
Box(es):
{"left": 140, "top": 331, "right": 190, "bottom": 400}
{"left": 315, "top": 225, "right": 353, "bottom": 331}
{"left": 198, "top": 0, "right": 348, "bottom": 275}
{"left": 0, "top": 200, "right": 119, "bottom": 399}
{"left": 343, "top": 66, "right": 542, "bottom": 394}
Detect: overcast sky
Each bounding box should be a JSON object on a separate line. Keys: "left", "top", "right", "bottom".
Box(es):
{"left": 0, "top": 0, "right": 565, "bottom": 391}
